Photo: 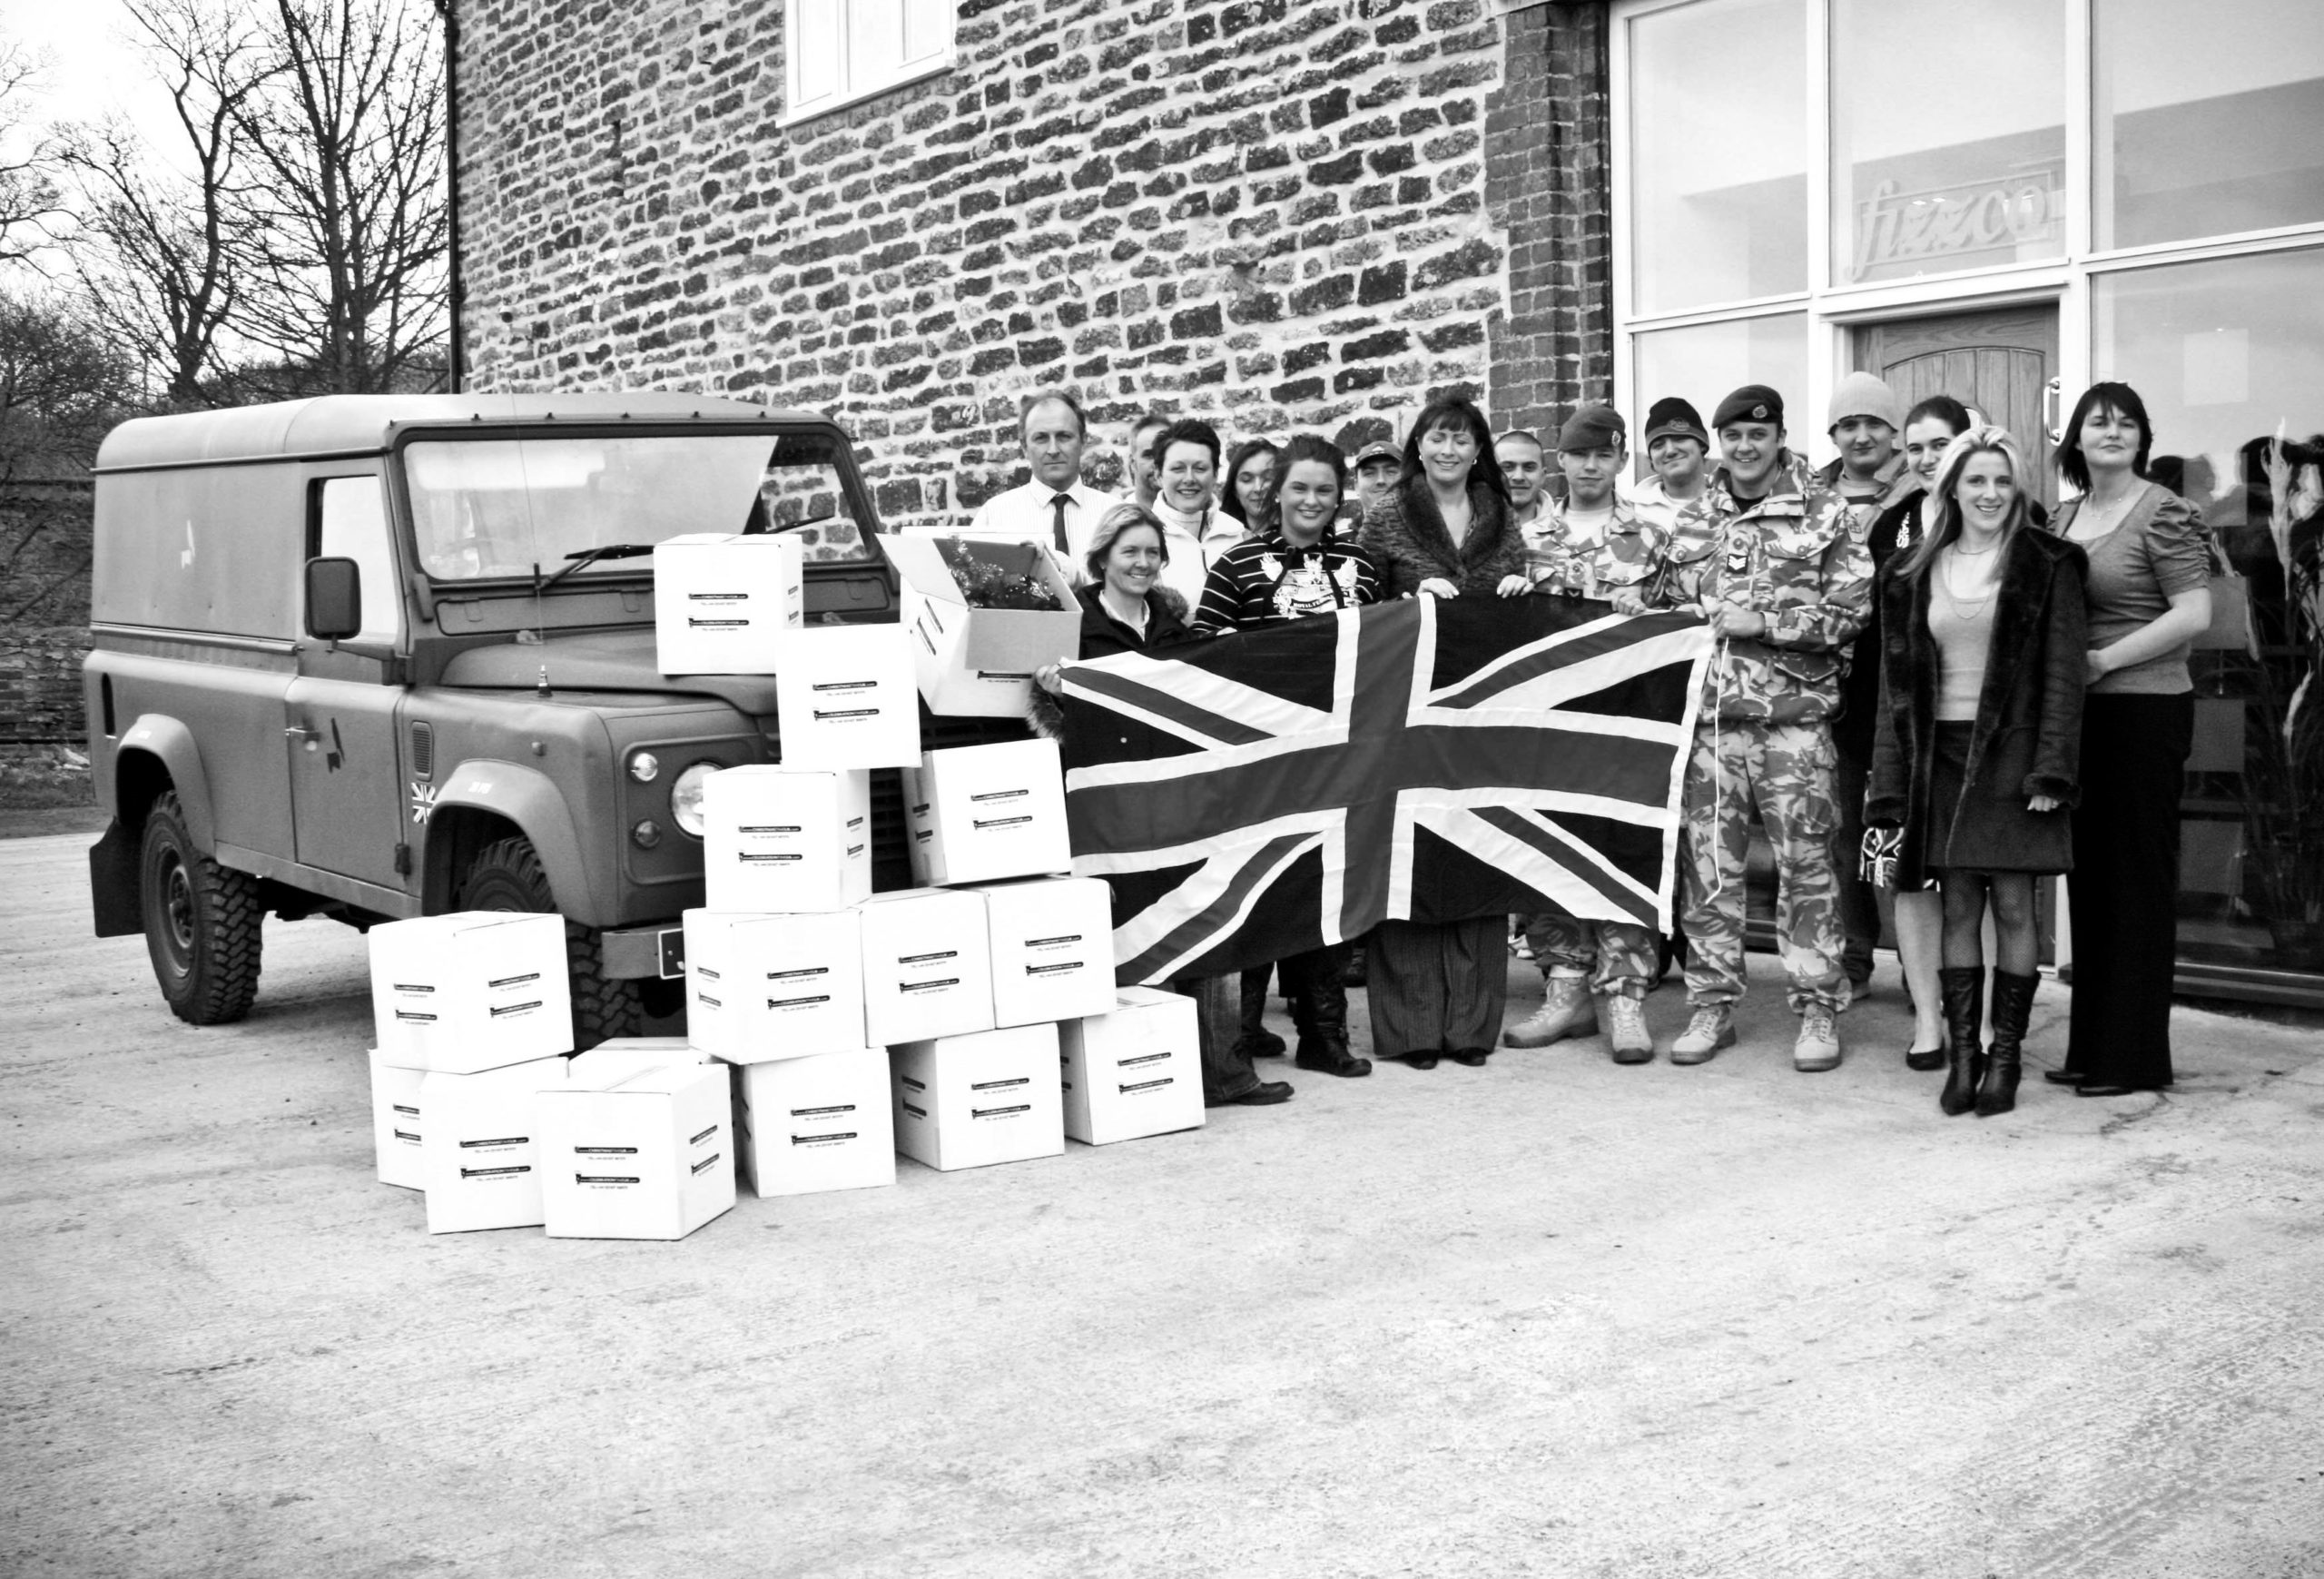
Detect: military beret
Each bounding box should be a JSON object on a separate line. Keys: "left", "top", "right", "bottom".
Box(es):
{"left": 1556, "top": 404, "right": 1627, "bottom": 452}
{"left": 1712, "top": 384, "right": 1786, "bottom": 431}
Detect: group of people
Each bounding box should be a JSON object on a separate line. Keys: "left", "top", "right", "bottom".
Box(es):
{"left": 985, "top": 372, "right": 2211, "bottom": 1120}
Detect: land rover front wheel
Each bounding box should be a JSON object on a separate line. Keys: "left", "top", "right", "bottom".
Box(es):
{"left": 139, "top": 790, "right": 263, "bottom": 1025}
{"left": 457, "top": 835, "right": 640, "bottom": 1051}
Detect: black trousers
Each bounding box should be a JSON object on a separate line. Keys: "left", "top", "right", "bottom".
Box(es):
{"left": 2065, "top": 693, "right": 2194, "bottom": 1088}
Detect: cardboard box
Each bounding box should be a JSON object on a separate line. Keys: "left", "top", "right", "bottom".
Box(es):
{"left": 369, "top": 912, "right": 573, "bottom": 1074}
{"left": 732, "top": 1049, "right": 896, "bottom": 1197}
{"left": 654, "top": 532, "right": 803, "bottom": 675}
{"left": 856, "top": 887, "right": 994, "bottom": 1045}
{"left": 1059, "top": 987, "right": 1206, "bottom": 1146}
{"left": 418, "top": 1057, "right": 568, "bottom": 1234}
{"left": 903, "top": 737, "right": 1071, "bottom": 887}
{"left": 772, "top": 622, "right": 921, "bottom": 771}
{"left": 970, "top": 876, "right": 1118, "bottom": 1028}
{"left": 702, "top": 765, "right": 872, "bottom": 913}
{"left": 570, "top": 1038, "right": 710, "bottom": 1081}
{"left": 537, "top": 1061, "right": 735, "bottom": 1240}
{"left": 887, "top": 533, "right": 1082, "bottom": 717}
{"left": 891, "top": 1023, "right": 1065, "bottom": 1171}
{"left": 684, "top": 909, "right": 866, "bottom": 1062}
{"left": 368, "top": 1048, "right": 427, "bottom": 1190}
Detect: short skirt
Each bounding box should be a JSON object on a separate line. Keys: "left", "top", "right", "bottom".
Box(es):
{"left": 1924, "top": 721, "right": 2073, "bottom": 874}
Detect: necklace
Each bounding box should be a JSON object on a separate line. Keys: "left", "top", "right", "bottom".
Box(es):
{"left": 2073, "top": 480, "right": 2142, "bottom": 539}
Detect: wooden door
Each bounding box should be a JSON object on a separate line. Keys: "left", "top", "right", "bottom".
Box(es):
{"left": 1855, "top": 305, "right": 2060, "bottom": 509}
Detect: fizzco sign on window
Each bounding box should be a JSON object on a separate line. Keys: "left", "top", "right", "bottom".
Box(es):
{"left": 1852, "top": 166, "right": 2065, "bottom": 282}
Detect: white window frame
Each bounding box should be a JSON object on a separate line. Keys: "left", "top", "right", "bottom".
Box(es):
{"left": 1610, "top": 0, "right": 2324, "bottom": 468}
{"left": 781, "top": 0, "right": 957, "bottom": 129}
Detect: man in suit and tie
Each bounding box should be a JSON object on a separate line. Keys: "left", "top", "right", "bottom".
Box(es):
{"left": 963, "top": 390, "right": 1120, "bottom": 561}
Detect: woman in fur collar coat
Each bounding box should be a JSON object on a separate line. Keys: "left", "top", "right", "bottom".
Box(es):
{"left": 1351, "top": 394, "right": 1527, "bottom": 1068}
{"left": 1866, "top": 428, "right": 2088, "bottom": 1119}
{"left": 1358, "top": 400, "right": 1526, "bottom": 600}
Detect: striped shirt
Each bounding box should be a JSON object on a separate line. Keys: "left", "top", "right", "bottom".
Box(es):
{"left": 1194, "top": 528, "right": 1384, "bottom": 631}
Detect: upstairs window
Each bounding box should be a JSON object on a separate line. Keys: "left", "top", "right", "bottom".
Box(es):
{"left": 784, "top": 0, "right": 954, "bottom": 125}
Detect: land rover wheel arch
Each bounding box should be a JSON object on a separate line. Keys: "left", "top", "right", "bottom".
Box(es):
{"left": 139, "top": 791, "right": 263, "bottom": 1025}
{"left": 456, "top": 834, "right": 641, "bottom": 1051}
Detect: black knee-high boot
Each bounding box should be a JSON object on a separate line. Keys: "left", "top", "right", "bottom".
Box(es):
{"left": 1978, "top": 970, "right": 2037, "bottom": 1118}
{"left": 1237, "top": 963, "right": 1285, "bottom": 1058}
{"left": 1290, "top": 945, "right": 1369, "bottom": 1077}
{"left": 1938, "top": 966, "right": 1984, "bottom": 1118}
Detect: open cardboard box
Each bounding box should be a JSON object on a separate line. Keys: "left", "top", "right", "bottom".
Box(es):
{"left": 885, "top": 534, "right": 1081, "bottom": 718}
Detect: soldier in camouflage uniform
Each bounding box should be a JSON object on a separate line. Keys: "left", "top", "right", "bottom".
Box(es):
{"left": 1494, "top": 405, "right": 1672, "bottom": 1064}
{"left": 1659, "top": 385, "right": 1872, "bottom": 1071}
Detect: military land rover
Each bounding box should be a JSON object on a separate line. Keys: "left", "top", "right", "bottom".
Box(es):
{"left": 84, "top": 393, "right": 1021, "bottom": 1043}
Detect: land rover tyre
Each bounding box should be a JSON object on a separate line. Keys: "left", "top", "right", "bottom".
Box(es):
{"left": 457, "top": 835, "right": 640, "bottom": 1051}
{"left": 139, "top": 790, "right": 263, "bottom": 1025}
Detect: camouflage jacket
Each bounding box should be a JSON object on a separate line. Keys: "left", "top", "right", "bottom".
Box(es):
{"left": 1519, "top": 495, "right": 1673, "bottom": 604}
{"left": 1663, "top": 452, "right": 1873, "bottom": 725}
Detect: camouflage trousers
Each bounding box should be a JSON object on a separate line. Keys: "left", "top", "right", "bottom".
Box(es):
{"left": 1522, "top": 915, "right": 1659, "bottom": 1001}
{"left": 1680, "top": 719, "right": 1850, "bottom": 1013}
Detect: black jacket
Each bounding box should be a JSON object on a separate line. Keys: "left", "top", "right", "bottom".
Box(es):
{"left": 1866, "top": 528, "right": 2089, "bottom": 888}
{"left": 1028, "top": 584, "right": 1199, "bottom": 738}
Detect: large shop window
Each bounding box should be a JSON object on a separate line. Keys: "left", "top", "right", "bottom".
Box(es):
{"left": 784, "top": 0, "right": 953, "bottom": 124}
{"left": 1830, "top": 0, "right": 2064, "bottom": 285}
{"left": 1628, "top": 0, "right": 1807, "bottom": 313}
{"left": 1631, "top": 313, "right": 1810, "bottom": 439}
{"left": 2093, "top": 247, "right": 2324, "bottom": 972}
{"left": 2095, "top": 0, "right": 2324, "bottom": 249}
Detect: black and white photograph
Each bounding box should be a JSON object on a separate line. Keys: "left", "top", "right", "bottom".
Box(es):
{"left": 4, "top": 0, "right": 2322, "bottom": 1573}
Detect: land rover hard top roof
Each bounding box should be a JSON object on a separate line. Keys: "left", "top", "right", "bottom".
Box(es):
{"left": 93, "top": 392, "right": 833, "bottom": 473}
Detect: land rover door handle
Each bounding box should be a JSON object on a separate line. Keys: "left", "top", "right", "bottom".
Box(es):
{"left": 284, "top": 724, "right": 319, "bottom": 742}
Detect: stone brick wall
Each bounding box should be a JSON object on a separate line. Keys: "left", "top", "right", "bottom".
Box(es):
{"left": 0, "top": 485, "right": 94, "bottom": 742}
{"left": 453, "top": 0, "right": 1613, "bottom": 522}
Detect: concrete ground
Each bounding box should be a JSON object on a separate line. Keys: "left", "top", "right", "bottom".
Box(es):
{"left": 5, "top": 828, "right": 2323, "bottom": 1579}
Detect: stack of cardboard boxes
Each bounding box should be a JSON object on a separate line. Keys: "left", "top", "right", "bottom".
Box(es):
{"left": 365, "top": 913, "right": 736, "bottom": 1240}
{"left": 360, "top": 535, "right": 1205, "bottom": 1240}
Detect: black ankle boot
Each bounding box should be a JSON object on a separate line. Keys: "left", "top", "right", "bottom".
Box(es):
{"left": 1978, "top": 970, "right": 2037, "bottom": 1118}
{"left": 1938, "top": 966, "right": 1984, "bottom": 1118}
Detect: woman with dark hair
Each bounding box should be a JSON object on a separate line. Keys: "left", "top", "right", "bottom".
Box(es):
{"left": 1219, "top": 438, "right": 1280, "bottom": 540}
{"left": 1196, "top": 434, "right": 1384, "bottom": 1081}
{"left": 1867, "top": 428, "right": 2087, "bottom": 1117}
{"left": 1846, "top": 393, "right": 1976, "bottom": 1071}
{"left": 1355, "top": 393, "right": 1527, "bottom": 1068}
{"left": 1147, "top": 419, "right": 1243, "bottom": 582}
{"left": 2047, "top": 382, "right": 2214, "bottom": 1097}
{"left": 1032, "top": 506, "right": 1288, "bottom": 1111}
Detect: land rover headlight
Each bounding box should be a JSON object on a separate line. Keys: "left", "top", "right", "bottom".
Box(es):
{"left": 670, "top": 761, "right": 719, "bottom": 837}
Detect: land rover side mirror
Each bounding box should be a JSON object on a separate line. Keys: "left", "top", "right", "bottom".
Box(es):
{"left": 304, "top": 556, "right": 363, "bottom": 641}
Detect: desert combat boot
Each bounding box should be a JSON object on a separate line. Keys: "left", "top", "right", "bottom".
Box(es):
{"left": 1793, "top": 1002, "right": 1843, "bottom": 1072}
{"left": 1503, "top": 974, "right": 1598, "bottom": 1049}
{"left": 1605, "top": 994, "right": 1654, "bottom": 1064}
{"left": 1669, "top": 1004, "right": 1736, "bottom": 1064}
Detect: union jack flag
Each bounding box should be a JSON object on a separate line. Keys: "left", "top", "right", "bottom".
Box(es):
{"left": 1059, "top": 597, "right": 1714, "bottom": 984}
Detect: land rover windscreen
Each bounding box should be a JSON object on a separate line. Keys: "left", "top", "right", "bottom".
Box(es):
{"left": 399, "top": 427, "right": 875, "bottom": 586}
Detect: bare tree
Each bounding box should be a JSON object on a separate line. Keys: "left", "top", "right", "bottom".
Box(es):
{"left": 0, "top": 291, "right": 137, "bottom": 622}
{"left": 60, "top": 0, "right": 270, "bottom": 407}
{"left": 228, "top": 0, "right": 448, "bottom": 394}
{"left": 0, "top": 36, "right": 69, "bottom": 270}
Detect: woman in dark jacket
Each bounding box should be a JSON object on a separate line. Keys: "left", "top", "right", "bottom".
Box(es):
{"left": 1867, "top": 428, "right": 2088, "bottom": 1118}
{"left": 1033, "top": 505, "right": 1287, "bottom": 1110}
{"left": 1197, "top": 434, "right": 1383, "bottom": 1081}
{"left": 1354, "top": 393, "right": 1526, "bottom": 1068}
